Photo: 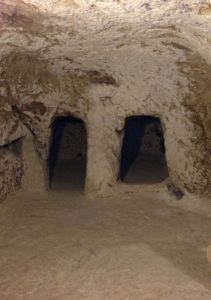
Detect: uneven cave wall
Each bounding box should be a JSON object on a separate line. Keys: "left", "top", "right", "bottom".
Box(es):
{"left": 0, "top": 101, "right": 26, "bottom": 200}
{"left": 1, "top": 43, "right": 211, "bottom": 197}
{"left": 0, "top": 140, "right": 23, "bottom": 200}
{"left": 0, "top": 93, "right": 45, "bottom": 199}
{"left": 0, "top": 0, "right": 211, "bottom": 198}
{"left": 139, "top": 121, "right": 164, "bottom": 155}
{"left": 57, "top": 121, "right": 87, "bottom": 161}
{"left": 208, "top": 240, "right": 211, "bottom": 265}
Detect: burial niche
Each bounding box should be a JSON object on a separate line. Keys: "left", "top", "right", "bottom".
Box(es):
{"left": 49, "top": 116, "right": 87, "bottom": 190}
{"left": 119, "top": 116, "right": 168, "bottom": 184}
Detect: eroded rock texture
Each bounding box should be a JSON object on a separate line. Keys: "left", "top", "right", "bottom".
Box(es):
{"left": 207, "top": 240, "right": 211, "bottom": 265}
{"left": 0, "top": 0, "right": 211, "bottom": 198}
{"left": 0, "top": 139, "right": 23, "bottom": 199}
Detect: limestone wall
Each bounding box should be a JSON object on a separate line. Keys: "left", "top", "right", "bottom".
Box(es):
{"left": 0, "top": 0, "right": 211, "bottom": 198}
{"left": 139, "top": 121, "right": 164, "bottom": 155}
{"left": 208, "top": 240, "right": 211, "bottom": 266}
{"left": 56, "top": 121, "right": 87, "bottom": 161}
{"left": 0, "top": 140, "right": 23, "bottom": 200}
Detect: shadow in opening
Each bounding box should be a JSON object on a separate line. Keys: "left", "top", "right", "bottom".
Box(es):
{"left": 49, "top": 116, "right": 87, "bottom": 190}
{"left": 119, "top": 116, "right": 169, "bottom": 184}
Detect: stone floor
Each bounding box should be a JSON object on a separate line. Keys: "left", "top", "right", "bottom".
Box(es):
{"left": 0, "top": 187, "right": 211, "bottom": 300}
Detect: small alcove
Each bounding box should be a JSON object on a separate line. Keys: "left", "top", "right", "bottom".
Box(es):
{"left": 48, "top": 116, "right": 87, "bottom": 190}
{"left": 119, "top": 116, "right": 169, "bottom": 184}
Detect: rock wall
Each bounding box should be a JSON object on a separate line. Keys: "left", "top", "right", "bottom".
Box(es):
{"left": 0, "top": 0, "right": 211, "bottom": 198}
{"left": 139, "top": 120, "right": 164, "bottom": 155}
{"left": 0, "top": 139, "right": 23, "bottom": 200}
{"left": 208, "top": 240, "right": 211, "bottom": 265}
{"left": 207, "top": 240, "right": 211, "bottom": 264}
{"left": 56, "top": 121, "right": 87, "bottom": 161}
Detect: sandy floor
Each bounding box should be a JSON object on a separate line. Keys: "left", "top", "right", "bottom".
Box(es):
{"left": 0, "top": 187, "right": 211, "bottom": 300}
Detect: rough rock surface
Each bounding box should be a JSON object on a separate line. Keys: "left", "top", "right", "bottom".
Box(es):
{"left": 208, "top": 239, "right": 211, "bottom": 265}
{"left": 0, "top": 140, "right": 23, "bottom": 199}
{"left": 1, "top": 0, "right": 211, "bottom": 198}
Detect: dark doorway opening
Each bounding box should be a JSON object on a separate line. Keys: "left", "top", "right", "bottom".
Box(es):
{"left": 49, "top": 116, "right": 87, "bottom": 190}
{"left": 119, "top": 116, "right": 168, "bottom": 184}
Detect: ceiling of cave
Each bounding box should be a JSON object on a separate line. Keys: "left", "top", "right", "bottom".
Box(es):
{"left": 0, "top": 0, "right": 211, "bottom": 141}
{"left": 1, "top": 0, "right": 211, "bottom": 59}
